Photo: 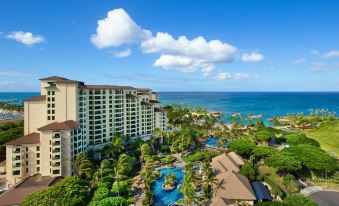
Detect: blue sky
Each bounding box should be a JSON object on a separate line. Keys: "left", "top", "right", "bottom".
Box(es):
{"left": 0, "top": 0, "right": 339, "bottom": 92}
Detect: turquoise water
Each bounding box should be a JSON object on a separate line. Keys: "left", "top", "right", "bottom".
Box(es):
{"left": 1, "top": 92, "right": 339, "bottom": 124}
{"left": 152, "top": 167, "right": 184, "bottom": 206}
{"left": 0, "top": 92, "right": 39, "bottom": 105}
{"left": 160, "top": 92, "right": 339, "bottom": 124}
{"left": 205, "top": 137, "right": 230, "bottom": 147}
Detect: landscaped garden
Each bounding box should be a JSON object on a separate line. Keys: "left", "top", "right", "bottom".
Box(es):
{"left": 19, "top": 104, "right": 338, "bottom": 206}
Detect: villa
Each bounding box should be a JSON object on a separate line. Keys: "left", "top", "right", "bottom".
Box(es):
{"left": 210, "top": 152, "right": 257, "bottom": 206}
{"left": 211, "top": 152, "right": 245, "bottom": 174}
{"left": 2, "top": 76, "right": 167, "bottom": 189}
{"left": 212, "top": 171, "right": 256, "bottom": 206}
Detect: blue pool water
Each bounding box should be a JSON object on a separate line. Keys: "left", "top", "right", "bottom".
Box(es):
{"left": 152, "top": 167, "right": 184, "bottom": 206}
{"left": 205, "top": 137, "right": 230, "bottom": 147}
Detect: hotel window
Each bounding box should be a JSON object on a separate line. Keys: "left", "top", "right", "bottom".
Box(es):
{"left": 37, "top": 153, "right": 40, "bottom": 158}
{"left": 37, "top": 167, "right": 40, "bottom": 172}
{"left": 37, "top": 160, "right": 40, "bottom": 165}
{"left": 37, "top": 146, "right": 40, "bottom": 151}
{"left": 48, "top": 91, "right": 51, "bottom": 95}
{"left": 48, "top": 116, "right": 51, "bottom": 120}
{"left": 26, "top": 168, "right": 28, "bottom": 173}
{"left": 51, "top": 116, "right": 55, "bottom": 120}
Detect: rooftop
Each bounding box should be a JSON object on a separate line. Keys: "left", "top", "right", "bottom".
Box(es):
{"left": 4, "top": 132, "right": 40, "bottom": 145}
{"left": 39, "top": 76, "right": 81, "bottom": 83}
{"left": 214, "top": 171, "right": 256, "bottom": 201}
{"left": 251, "top": 182, "right": 272, "bottom": 201}
{"left": 211, "top": 153, "right": 240, "bottom": 174}
{"left": 24, "top": 95, "right": 46, "bottom": 102}
{"left": 0, "top": 174, "right": 61, "bottom": 206}
{"left": 38, "top": 120, "right": 80, "bottom": 131}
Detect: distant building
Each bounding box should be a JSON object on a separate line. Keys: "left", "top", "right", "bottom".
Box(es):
{"left": 4, "top": 76, "right": 167, "bottom": 188}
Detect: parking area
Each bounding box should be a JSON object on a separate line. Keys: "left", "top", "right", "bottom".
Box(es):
{"left": 309, "top": 191, "right": 339, "bottom": 206}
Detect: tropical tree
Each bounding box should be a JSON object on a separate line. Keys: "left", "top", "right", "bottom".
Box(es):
{"left": 73, "top": 152, "right": 93, "bottom": 179}
{"left": 105, "top": 133, "right": 125, "bottom": 159}
{"left": 22, "top": 178, "right": 91, "bottom": 206}
{"left": 180, "top": 165, "right": 199, "bottom": 205}
{"left": 265, "top": 153, "right": 301, "bottom": 173}
{"left": 140, "top": 143, "right": 152, "bottom": 163}
{"left": 201, "top": 160, "right": 217, "bottom": 201}
{"left": 113, "top": 154, "right": 131, "bottom": 196}
{"left": 228, "top": 139, "right": 256, "bottom": 158}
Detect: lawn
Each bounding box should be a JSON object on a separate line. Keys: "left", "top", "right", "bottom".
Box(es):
{"left": 303, "top": 120, "right": 339, "bottom": 157}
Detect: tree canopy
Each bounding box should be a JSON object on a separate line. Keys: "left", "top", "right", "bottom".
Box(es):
{"left": 265, "top": 153, "right": 301, "bottom": 172}
{"left": 228, "top": 139, "right": 256, "bottom": 157}
{"left": 283, "top": 145, "right": 338, "bottom": 174}
{"left": 22, "top": 178, "right": 91, "bottom": 206}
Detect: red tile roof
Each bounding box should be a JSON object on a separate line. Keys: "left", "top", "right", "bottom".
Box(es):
{"left": 4, "top": 133, "right": 40, "bottom": 145}
{"left": 0, "top": 174, "right": 62, "bottom": 206}
{"left": 38, "top": 120, "right": 80, "bottom": 131}
{"left": 24, "top": 95, "right": 46, "bottom": 102}
{"left": 39, "top": 76, "right": 81, "bottom": 83}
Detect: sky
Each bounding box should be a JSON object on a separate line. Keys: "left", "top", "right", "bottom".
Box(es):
{"left": 0, "top": 0, "right": 339, "bottom": 92}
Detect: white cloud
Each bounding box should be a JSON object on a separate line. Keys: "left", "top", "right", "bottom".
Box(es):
{"left": 293, "top": 58, "right": 306, "bottom": 64}
{"left": 143, "top": 32, "right": 237, "bottom": 74}
{"left": 213, "top": 72, "right": 232, "bottom": 80}
{"left": 91, "top": 8, "right": 152, "bottom": 48}
{"left": 141, "top": 32, "right": 237, "bottom": 62}
{"left": 91, "top": 8, "right": 264, "bottom": 77}
{"left": 241, "top": 52, "right": 264, "bottom": 62}
{"left": 324, "top": 50, "right": 339, "bottom": 58}
{"left": 114, "top": 49, "right": 132, "bottom": 58}
{"left": 310, "top": 50, "right": 320, "bottom": 56}
{"left": 233, "top": 72, "right": 250, "bottom": 80}
{"left": 6, "top": 31, "right": 45, "bottom": 45}
{"left": 201, "top": 66, "right": 215, "bottom": 76}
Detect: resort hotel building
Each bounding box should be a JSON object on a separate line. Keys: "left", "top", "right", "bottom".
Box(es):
{"left": 3, "top": 76, "right": 167, "bottom": 188}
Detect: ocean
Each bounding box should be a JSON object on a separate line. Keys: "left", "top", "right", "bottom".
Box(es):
{"left": 1, "top": 92, "right": 339, "bottom": 123}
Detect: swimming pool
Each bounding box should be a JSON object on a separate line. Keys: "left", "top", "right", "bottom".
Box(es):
{"left": 152, "top": 167, "right": 184, "bottom": 206}
{"left": 205, "top": 137, "right": 230, "bottom": 147}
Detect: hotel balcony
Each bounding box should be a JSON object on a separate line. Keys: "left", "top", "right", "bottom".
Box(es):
{"left": 51, "top": 162, "right": 61, "bottom": 169}
{"left": 52, "top": 148, "right": 61, "bottom": 153}
{"left": 53, "top": 133, "right": 61, "bottom": 140}
{"left": 52, "top": 155, "right": 61, "bottom": 161}
{"left": 12, "top": 162, "right": 21, "bottom": 168}
{"left": 12, "top": 148, "right": 21, "bottom": 154}
{"left": 12, "top": 155, "right": 22, "bottom": 162}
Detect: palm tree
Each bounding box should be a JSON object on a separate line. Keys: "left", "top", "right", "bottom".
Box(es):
{"left": 201, "top": 161, "right": 218, "bottom": 201}
{"left": 140, "top": 158, "right": 156, "bottom": 205}
{"left": 105, "top": 133, "right": 125, "bottom": 159}
{"left": 180, "top": 169, "right": 199, "bottom": 206}
{"left": 73, "top": 152, "right": 93, "bottom": 179}
{"left": 94, "top": 159, "right": 112, "bottom": 179}
{"left": 140, "top": 143, "right": 152, "bottom": 163}
{"left": 92, "top": 159, "right": 112, "bottom": 187}
{"left": 113, "top": 154, "right": 130, "bottom": 196}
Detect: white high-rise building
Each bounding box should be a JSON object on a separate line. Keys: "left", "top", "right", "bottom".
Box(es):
{"left": 4, "top": 76, "right": 167, "bottom": 188}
